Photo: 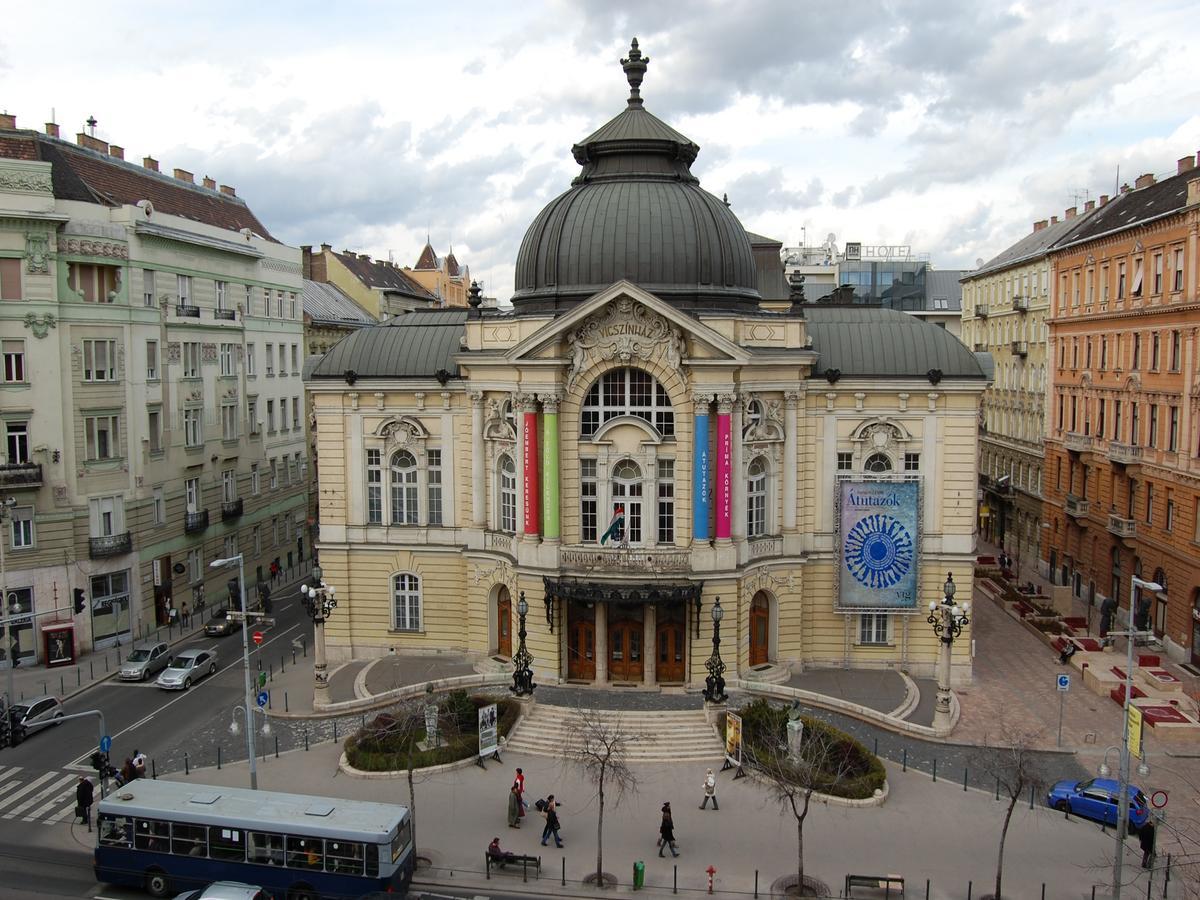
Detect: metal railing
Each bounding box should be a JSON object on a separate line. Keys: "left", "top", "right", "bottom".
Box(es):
{"left": 559, "top": 545, "right": 691, "bottom": 573}
{"left": 184, "top": 509, "right": 210, "bottom": 533}
{"left": 0, "top": 462, "right": 42, "bottom": 487}
{"left": 221, "top": 498, "right": 244, "bottom": 521}
{"left": 88, "top": 532, "right": 132, "bottom": 558}
{"left": 1107, "top": 514, "right": 1136, "bottom": 538}
{"left": 213, "top": 308, "right": 236, "bottom": 320}
{"left": 175, "top": 304, "right": 200, "bottom": 318}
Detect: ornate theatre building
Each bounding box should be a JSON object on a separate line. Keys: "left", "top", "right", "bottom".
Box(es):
{"left": 306, "top": 42, "right": 989, "bottom": 688}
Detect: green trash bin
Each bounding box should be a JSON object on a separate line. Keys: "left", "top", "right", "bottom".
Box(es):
{"left": 633, "top": 860, "right": 646, "bottom": 890}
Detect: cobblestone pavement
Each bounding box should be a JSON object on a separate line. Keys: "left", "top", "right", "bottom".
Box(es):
{"left": 363, "top": 652, "right": 478, "bottom": 695}
{"left": 785, "top": 668, "right": 907, "bottom": 713}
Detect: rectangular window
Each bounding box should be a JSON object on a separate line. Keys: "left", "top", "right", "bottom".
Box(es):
{"left": 144, "top": 340, "right": 158, "bottom": 381}
{"left": 392, "top": 573, "right": 421, "bottom": 631}
{"left": 1113, "top": 400, "right": 1122, "bottom": 441}
{"left": 2, "top": 339, "right": 24, "bottom": 383}
{"left": 84, "top": 414, "right": 120, "bottom": 460}
{"left": 1149, "top": 404, "right": 1158, "bottom": 448}
{"left": 83, "top": 339, "right": 117, "bottom": 382}
{"left": 1118, "top": 262, "right": 1126, "bottom": 299}
{"left": 859, "top": 613, "right": 889, "bottom": 646}
{"left": 216, "top": 280, "right": 227, "bottom": 310}
{"left": 183, "top": 407, "right": 202, "bottom": 447}
{"left": 253, "top": 525, "right": 262, "bottom": 555}
{"left": 903, "top": 452, "right": 920, "bottom": 472}
{"left": 270, "top": 458, "right": 278, "bottom": 489}
{"left": 1101, "top": 265, "right": 1109, "bottom": 302}
{"left": 221, "top": 402, "right": 238, "bottom": 441}
{"left": 1100, "top": 337, "right": 1107, "bottom": 370}
{"left": 1071, "top": 340, "right": 1078, "bottom": 369}
{"left": 278, "top": 345, "right": 286, "bottom": 377}
{"left": 1132, "top": 334, "right": 1141, "bottom": 370}
{"left": 266, "top": 399, "right": 275, "bottom": 433}
{"left": 219, "top": 343, "right": 236, "bottom": 376}
{"left": 147, "top": 408, "right": 162, "bottom": 452}
{"left": 1098, "top": 399, "right": 1106, "bottom": 437}
{"left": 188, "top": 548, "right": 202, "bottom": 582}
{"left": 0, "top": 257, "right": 22, "bottom": 300}
{"left": 366, "top": 449, "right": 382, "bottom": 524}
{"left": 427, "top": 449, "right": 442, "bottom": 526}
{"left": 246, "top": 344, "right": 256, "bottom": 377}
{"left": 288, "top": 293, "right": 297, "bottom": 318}
{"left": 138, "top": 269, "right": 154, "bottom": 307}
{"left": 1131, "top": 403, "right": 1140, "bottom": 446}
{"left": 1173, "top": 248, "right": 1184, "bottom": 292}
{"left": 247, "top": 398, "right": 258, "bottom": 433}
{"left": 265, "top": 344, "right": 274, "bottom": 376}
{"left": 1153, "top": 253, "right": 1163, "bottom": 294}
{"left": 1145, "top": 482, "right": 1154, "bottom": 525}
{"left": 5, "top": 420, "right": 28, "bottom": 464}
{"left": 1166, "top": 495, "right": 1175, "bottom": 532}
{"left": 10, "top": 505, "right": 33, "bottom": 549}
{"left": 1085, "top": 339, "right": 1092, "bottom": 369}
{"left": 657, "top": 458, "right": 675, "bottom": 544}
{"left": 581, "top": 458, "right": 597, "bottom": 542}
{"left": 277, "top": 291, "right": 285, "bottom": 318}
{"left": 223, "top": 468, "right": 237, "bottom": 503}
{"left": 251, "top": 462, "right": 260, "bottom": 495}
{"left": 292, "top": 397, "right": 300, "bottom": 430}
{"left": 1151, "top": 333, "right": 1161, "bottom": 371}
{"left": 177, "top": 274, "right": 191, "bottom": 305}
{"left": 152, "top": 487, "right": 164, "bottom": 525}
{"left": 1132, "top": 258, "right": 1144, "bottom": 297}
{"left": 291, "top": 344, "right": 299, "bottom": 375}
{"left": 1170, "top": 330, "right": 1181, "bottom": 372}
{"left": 68, "top": 262, "right": 118, "bottom": 302}
{"left": 185, "top": 477, "right": 200, "bottom": 514}
{"left": 182, "top": 342, "right": 201, "bottom": 378}
{"left": 1168, "top": 406, "right": 1179, "bottom": 453}
{"left": 1071, "top": 271, "right": 1080, "bottom": 307}
{"left": 836, "top": 452, "right": 853, "bottom": 471}
{"left": 88, "top": 495, "right": 124, "bottom": 537}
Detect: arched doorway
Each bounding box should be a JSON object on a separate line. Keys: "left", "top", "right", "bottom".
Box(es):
{"left": 656, "top": 605, "right": 686, "bottom": 683}
{"left": 750, "top": 592, "right": 771, "bottom": 666}
{"left": 567, "top": 601, "right": 595, "bottom": 681}
{"left": 495, "top": 586, "right": 512, "bottom": 658}
{"left": 609, "top": 618, "right": 644, "bottom": 682}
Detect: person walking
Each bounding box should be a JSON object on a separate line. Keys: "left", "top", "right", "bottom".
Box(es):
{"left": 540, "top": 795, "right": 563, "bottom": 848}
{"left": 658, "top": 802, "right": 679, "bottom": 857}
{"left": 76, "top": 776, "right": 94, "bottom": 827}
{"left": 699, "top": 768, "right": 718, "bottom": 810}
{"left": 507, "top": 784, "right": 522, "bottom": 828}
{"left": 514, "top": 767, "right": 526, "bottom": 816}
{"left": 1140, "top": 820, "right": 1156, "bottom": 869}
{"left": 132, "top": 749, "right": 147, "bottom": 776}
{"left": 180, "top": 600, "right": 190, "bottom": 629}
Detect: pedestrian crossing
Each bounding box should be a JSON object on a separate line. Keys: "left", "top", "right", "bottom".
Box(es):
{"left": 0, "top": 765, "right": 87, "bottom": 826}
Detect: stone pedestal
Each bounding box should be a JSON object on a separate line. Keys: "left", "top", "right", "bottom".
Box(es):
{"left": 786, "top": 717, "right": 804, "bottom": 762}
{"left": 703, "top": 700, "right": 727, "bottom": 728}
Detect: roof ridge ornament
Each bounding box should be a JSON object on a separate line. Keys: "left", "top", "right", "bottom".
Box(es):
{"left": 621, "top": 37, "right": 649, "bottom": 108}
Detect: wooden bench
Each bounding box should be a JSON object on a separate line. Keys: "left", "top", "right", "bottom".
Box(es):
{"left": 845, "top": 873, "right": 905, "bottom": 897}
{"left": 485, "top": 851, "right": 541, "bottom": 879}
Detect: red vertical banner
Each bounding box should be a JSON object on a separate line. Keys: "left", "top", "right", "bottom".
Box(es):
{"left": 523, "top": 412, "right": 541, "bottom": 535}
{"left": 716, "top": 412, "right": 732, "bottom": 538}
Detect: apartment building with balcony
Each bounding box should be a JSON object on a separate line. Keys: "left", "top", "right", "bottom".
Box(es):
{"left": 0, "top": 114, "right": 308, "bottom": 664}
{"left": 1042, "top": 154, "right": 1200, "bottom": 666}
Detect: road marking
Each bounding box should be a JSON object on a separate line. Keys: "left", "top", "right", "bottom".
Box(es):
{"left": 0, "top": 771, "right": 62, "bottom": 813}
{"left": 0, "top": 765, "right": 23, "bottom": 780}
{"left": 28, "top": 784, "right": 78, "bottom": 823}
{"left": 6, "top": 773, "right": 76, "bottom": 819}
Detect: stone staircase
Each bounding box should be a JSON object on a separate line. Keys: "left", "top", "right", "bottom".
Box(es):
{"left": 740, "top": 662, "right": 791, "bottom": 685}
{"left": 504, "top": 703, "right": 725, "bottom": 762}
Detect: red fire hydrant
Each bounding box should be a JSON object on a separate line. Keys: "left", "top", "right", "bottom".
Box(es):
{"left": 707, "top": 865, "right": 716, "bottom": 894}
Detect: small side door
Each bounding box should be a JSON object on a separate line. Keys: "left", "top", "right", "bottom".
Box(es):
{"left": 149, "top": 644, "right": 168, "bottom": 675}
{"left": 26, "top": 699, "right": 52, "bottom": 731}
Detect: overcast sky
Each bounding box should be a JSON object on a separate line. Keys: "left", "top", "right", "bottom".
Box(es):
{"left": 3, "top": 0, "right": 1197, "bottom": 300}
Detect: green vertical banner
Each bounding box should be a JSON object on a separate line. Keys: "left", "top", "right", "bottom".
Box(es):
{"left": 542, "top": 410, "right": 560, "bottom": 539}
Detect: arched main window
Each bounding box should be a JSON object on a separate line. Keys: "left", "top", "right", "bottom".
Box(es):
{"left": 390, "top": 451, "right": 418, "bottom": 525}
{"left": 581, "top": 368, "right": 674, "bottom": 438}
{"left": 864, "top": 452, "right": 892, "bottom": 473}
{"left": 611, "top": 459, "right": 643, "bottom": 544}
{"left": 392, "top": 572, "right": 421, "bottom": 631}
{"left": 498, "top": 454, "right": 516, "bottom": 534}
{"left": 747, "top": 457, "right": 768, "bottom": 537}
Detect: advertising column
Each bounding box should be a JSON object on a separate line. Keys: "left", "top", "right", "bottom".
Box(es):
{"left": 521, "top": 395, "right": 541, "bottom": 539}
{"left": 542, "top": 394, "right": 561, "bottom": 542}
{"left": 715, "top": 395, "right": 733, "bottom": 541}
{"left": 692, "top": 394, "right": 711, "bottom": 542}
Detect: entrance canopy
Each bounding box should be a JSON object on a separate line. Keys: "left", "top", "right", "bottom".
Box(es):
{"left": 543, "top": 577, "right": 700, "bottom": 605}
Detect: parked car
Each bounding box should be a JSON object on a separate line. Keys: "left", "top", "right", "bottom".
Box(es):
{"left": 155, "top": 648, "right": 218, "bottom": 690}
{"left": 1046, "top": 777, "right": 1150, "bottom": 830}
{"left": 8, "top": 694, "right": 64, "bottom": 737}
{"left": 172, "top": 882, "right": 269, "bottom": 900}
{"left": 119, "top": 641, "right": 171, "bottom": 681}
{"left": 205, "top": 609, "right": 242, "bottom": 637}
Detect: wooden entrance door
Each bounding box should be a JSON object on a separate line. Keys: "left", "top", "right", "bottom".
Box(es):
{"left": 568, "top": 615, "right": 596, "bottom": 681}
{"left": 656, "top": 616, "right": 685, "bottom": 683}
{"left": 608, "top": 619, "right": 644, "bottom": 682}
{"left": 750, "top": 592, "right": 770, "bottom": 667}
{"left": 496, "top": 587, "right": 512, "bottom": 658}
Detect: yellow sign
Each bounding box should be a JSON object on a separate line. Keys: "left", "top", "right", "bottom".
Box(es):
{"left": 1127, "top": 705, "right": 1143, "bottom": 759}
{"left": 725, "top": 712, "right": 743, "bottom": 766}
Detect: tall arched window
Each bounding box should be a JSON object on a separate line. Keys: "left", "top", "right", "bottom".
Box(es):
{"left": 611, "top": 459, "right": 643, "bottom": 544}
{"left": 390, "top": 451, "right": 418, "bottom": 525}
{"left": 581, "top": 368, "right": 674, "bottom": 438}
{"left": 747, "top": 457, "right": 768, "bottom": 537}
{"left": 498, "top": 454, "right": 516, "bottom": 533}
{"left": 864, "top": 452, "right": 892, "bottom": 473}
{"left": 392, "top": 572, "right": 421, "bottom": 631}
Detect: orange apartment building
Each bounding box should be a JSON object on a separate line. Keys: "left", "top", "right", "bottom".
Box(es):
{"left": 1043, "top": 153, "right": 1200, "bottom": 667}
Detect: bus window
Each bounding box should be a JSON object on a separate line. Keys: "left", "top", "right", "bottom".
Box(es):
{"left": 172, "top": 822, "right": 208, "bottom": 857}
{"left": 327, "top": 840, "right": 364, "bottom": 875}
{"left": 392, "top": 818, "right": 412, "bottom": 862}
{"left": 365, "top": 845, "right": 379, "bottom": 877}
{"left": 209, "top": 826, "right": 245, "bottom": 862}
{"left": 287, "top": 836, "right": 324, "bottom": 871}
{"left": 98, "top": 814, "right": 132, "bottom": 848}
{"left": 248, "top": 831, "right": 285, "bottom": 866}
{"left": 134, "top": 819, "right": 171, "bottom": 852}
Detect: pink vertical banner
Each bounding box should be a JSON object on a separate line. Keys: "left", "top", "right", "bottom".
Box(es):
{"left": 716, "top": 413, "right": 732, "bottom": 538}
{"left": 523, "top": 412, "right": 540, "bottom": 535}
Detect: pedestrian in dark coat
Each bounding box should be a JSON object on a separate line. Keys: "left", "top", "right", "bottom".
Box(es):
{"left": 1140, "top": 821, "right": 1156, "bottom": 869}
{"left": 658, "top": 802, "right": 679, "bottom": 857}
{"left": 76, "top": 776, "right": 94, "bottom": 825}
{"left": 507, "top": 784, "right": 521, "bottom": 828}
{"left": 540, "top": 795, "right": 563, "bottom": 848}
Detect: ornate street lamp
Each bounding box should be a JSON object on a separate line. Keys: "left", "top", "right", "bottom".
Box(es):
{"left": 300, "top": 565, "right": 337, "bottom": 709}
{"left": 927, "top": 573, "right": 970, "bottom": 731}
{"left": 702, "top": 596, "right": 727, "bottom": 703}
{"left": 511, "top": 591, "right": 536, "bottom": 697}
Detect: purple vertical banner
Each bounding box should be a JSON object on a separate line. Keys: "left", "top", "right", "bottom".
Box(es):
{"left": 716, "top": 413, "right": 732, "bottom": 539}
{"left": 693, "top": 413, "right": 710, "bottom": 540}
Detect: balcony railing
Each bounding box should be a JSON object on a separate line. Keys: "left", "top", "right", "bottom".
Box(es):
{"left": 559, "top": 545, "right": 691, "bottom": 574}
{"left": 213, "top": 308, "right": 236, "bottom": 320}
{"left": 89, "top": 531, "right": 132, "bottom": 558}
{"left": 1108, "top": 442, "right": 1142, "bottom": 465}
{"left": 1064, "top": 432, "right": 1093, "bottom": 453}
{"left": 0, "top": 462, "right": 43, "bottom": 488}
{"left": 1012, "top": 296, "right": 1029, "bottom": 312}
{"left": 485, "top": 531, "right": 513, "bottom": 554}
{"left": 175, "top": 304, "right": 201, "bottom": 318}
{"left": 748, "top": 536, "right": 782, "bottom": 559}
{"left": 1065, "top": 494, "right": 1090, "bottom": 519}
{"left": 1108, "top": 514, "right": 1137, "bottom": 538}
{"left": 975, "top": 303, "right": 989, "bottom": 318}
{"left": 221, "top": 498, "right": 244, "bottom": 521}
{"left": 1011, "top": 340, "right": 1028, "bottom": 357}
{"left": 184, "top": 509, "right": 210, "bottom": 534}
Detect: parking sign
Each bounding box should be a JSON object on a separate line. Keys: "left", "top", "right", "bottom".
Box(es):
{"left": 1056, "top": 673, "right": 1070, "bottom": 692}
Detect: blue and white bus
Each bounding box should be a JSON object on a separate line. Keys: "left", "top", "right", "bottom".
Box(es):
{"left": 93, "top": 779, "right": 413, "bottom": 899}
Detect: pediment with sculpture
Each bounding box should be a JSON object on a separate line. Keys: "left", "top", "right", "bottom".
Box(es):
{"left": 564, "top": 296, "right": 686, "bottom": 391}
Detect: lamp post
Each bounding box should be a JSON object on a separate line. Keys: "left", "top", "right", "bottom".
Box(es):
{"left": 927, "top": 573, "right": 970, "bottom": 732}
{"left": 230, "top": 705, "right": 271, "bottom": 738}
{"left": 702, "top": 597, "right": 727, "bottom": 703}
{"left": 210, "top": 554, "right": 257, "bottom": 790}
{"left": 511, "top": 591, "right": 535, "bottom": 697}
{"left": 300, "top": 566, "right": 337, "bottom": 710}
{"left": 1, "top": 497, "right": 18, "bottom": 706}
{"left": 1107, "top": 574, "right": 1161, "bottom": 900}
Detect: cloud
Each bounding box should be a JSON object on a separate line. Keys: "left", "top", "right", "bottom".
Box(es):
{"left": 724, "top": 169, "right": 822, "bottom": 216}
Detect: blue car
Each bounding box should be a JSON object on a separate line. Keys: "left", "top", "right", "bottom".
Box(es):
{"left": 1046, "top": 777, "right": 1149, "bottom": 830}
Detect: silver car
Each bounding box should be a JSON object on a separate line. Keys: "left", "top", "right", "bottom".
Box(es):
{"left": 155, "top": 647, "right": 218, "bottom": 690}
{"left": 10, "top": 695, "right": 64, "bottom": 735}
{"left": 172, "top": 882, "right": 268, "bottom": 900}
{"left": 120, "top": 641, "right": 171, "bottom": 681}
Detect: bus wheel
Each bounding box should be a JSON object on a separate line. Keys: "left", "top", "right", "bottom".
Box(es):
{"left": 287, "top": 884, "right": 316, "bottom": 900}
{"left": 144, "top": 869, "right": 171, "bottom": 897}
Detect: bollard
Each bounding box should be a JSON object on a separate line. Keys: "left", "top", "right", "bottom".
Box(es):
{"left": 89, "top": 660, "right": 94, "bottom": 679}
{"left": 285, "top": 691, "right": 289, "bottom": 713}
{"left": 281, "top": 653, "right": 285, "bottom": 673}
{"left": 104, "top": 656, "right": 109, "bottom": 673}
{"left": 1064, "top": 801, "right": 1069, "bottom": 819}
{"left": 304, "top": 729, "right": 309, "bottom": 751}
{"left": 562, "top": 858, "right": 566, "bottom": 886}
{"left": 258, "top": 658, "right": 262, "bottom": 671}
{"left": 995, "top": 776, "right": 1000, "bottom": 800}
{"left": 1042, "top": 884, "right": 1046, "bottom": 900}
{"left": 303, "top": 637, "right": 307, "bottom": 657}
{"left": 77, "top": 668, "right": 81, "bottom": 686}
{"left": 968, "top": 880, "right": 972, "bottom": 900}
{"left": 184, "top": 753, "right": 190, "bottom": 775}
{"left": 292, "top": 649, "right": 296, "bottom": 666}
{"left": 152, "top": 759, "right": 157, "bottom": 779}
{"left": 932, "top": 758, "right": 937, "bottom": 782}
{"left": 874, "top": 737, "right": 878, "bottom": 756}
{"left": 674, "top": 864, "right": 678, "bottom": 895}
{"left": 268, "top": 692, "right": 272, "bottom": 711}
{"left": 925, "top": 879, "right": 930, "bottom": 899}
{"left": 60, "top": 675, "right": 65, "bottom": 695}
{"left": 755, "top": 870, "right": 759, "bottom": 898}
{"left": 269, "top": 662, "right": 273, "bottom": 681}
{"left": 1145, "top": 879, "right": 1150, "bottom": 900}
{"left": 1091, "top": 885, "right": 1096, "bottom": 900}
{"left": 333, "top": 721, "right": 338, "bottom": 741}
{"left": 1029, "top": 785, "right": 1035, "bottom": 809}
{"left": 902, "top": 747, "right": 907, "bottom": 771}
{"left": 218, "top": 746, "right": 222, "bottom": 769}
{"left": 963, "top": 767, "right": 968, "bottom": 791}
{"left": 522, "top": 856, "right": 527, "bottom": 883}
{"left": 275, "top": 735, "right": 279, "bottom": 758}
{"left": 706, "top": 865, "right": 715, "bottom": 894}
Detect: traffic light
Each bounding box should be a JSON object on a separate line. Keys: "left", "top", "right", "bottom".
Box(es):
{"left": 73, "top": 588, "right": 86, "bottom": 615}
{"left": 90, "top": 751, "right": 105, "bottom": 772}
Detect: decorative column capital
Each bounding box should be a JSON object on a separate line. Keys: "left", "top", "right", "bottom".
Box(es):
{"left": 540, "top": 393, "right": 562, "bottom": 414}
{"left": 691, "top": 392, "right": 714, "bottom": 412}
{"left": 784, "top": 390, "right": 802, "bottom": 408}
{"left": 514, "top": 392, "right": 540, "bottom": 414}
{"left": 469, "top": 391, "right": 484, "bottom": 406}
{"left": 716, "top": 393, "right": 736, "bottom": 414}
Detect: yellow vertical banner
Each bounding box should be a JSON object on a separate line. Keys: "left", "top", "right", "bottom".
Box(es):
{"left": 1127, "top": 705, "right": 1143, "bottom": 759}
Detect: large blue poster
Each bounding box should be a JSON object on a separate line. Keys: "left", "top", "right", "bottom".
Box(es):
{"left": 838, "top": 481, "right": 919, "bottom": 609}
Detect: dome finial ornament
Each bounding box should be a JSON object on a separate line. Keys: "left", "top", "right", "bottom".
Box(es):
{"left": 621, "top": 37, "right": 649, "bottom": 108}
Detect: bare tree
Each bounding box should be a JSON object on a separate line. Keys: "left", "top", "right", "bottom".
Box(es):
{"left": 969, "top": 726, "right": 1047, "bottom": 900}
{"left": 564, "top": 705, "right": 642, "bottom": 887}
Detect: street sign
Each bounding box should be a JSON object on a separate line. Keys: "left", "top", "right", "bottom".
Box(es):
{"left": 99, "top": 735, "right": 112, "bottom": 753}
{"left": 258, "top": 671, "right": 268, "bottom": 688}
{"left": 1151, "top": 790, "right": 1168, "bottom": 809}
{"left": 1056, "top": 674, "right": 1070, "bottom": 692}
{"left": 256, "top": 691, "right": 269, "bottom": 708}
{"left": 252, "top": 631, "right": 263, "bottom": 646}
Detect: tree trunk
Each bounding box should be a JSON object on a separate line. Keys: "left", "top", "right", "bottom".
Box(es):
{"left": 407, "top": 747, "right": 418, "bottom": 853}
{"left": 597, "top": 779, "right": 605, "bottom": 886}
{"left": 995, "top": 793, "right": 1017, "bottom": 900}
{"left": 797, "top": 815, "right": 804, "bottom": 888}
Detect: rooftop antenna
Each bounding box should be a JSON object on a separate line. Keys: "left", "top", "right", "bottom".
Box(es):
{"left": 1114, "top": 165, "right": 1119, "bottom": 197}
{"left": 1069, "top": 188, "right": 1091, "bottom": 207}
{"left": 85, "top": 115, "right": 97, "bottom": 137}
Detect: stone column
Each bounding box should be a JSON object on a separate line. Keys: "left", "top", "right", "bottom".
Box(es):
{"left": 731, "top": 396, "right": 745, "bottom": 541}
{"left": 715, "top": 394, "right": 734, "bottom": 542}
{"left": 644, "top": 603, "right": 657, "bottom": 685}
{"left": 692, "top": 394, "right": 712, "bottom": 544}
{"left": 783, "top": 391, "right": 799, "bottom": 533}
{"left": 470, "top": 392, "right": 485, "bottom": 527}
{"left": 541, "top": 394, "right": 561, "bottom": 543}
{"left": 519, "top": 394, "right": 540, "bottom": 542}
{"left": 595, "top": 603, "right": 608, "bottom": 683}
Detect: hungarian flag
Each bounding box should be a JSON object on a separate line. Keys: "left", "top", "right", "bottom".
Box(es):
{"left": 600, "top": 505, "right": 625, "bottom": 545}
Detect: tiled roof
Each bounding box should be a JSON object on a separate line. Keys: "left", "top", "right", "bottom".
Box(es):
{"left": 308, "top": 310, "right": 467, "bottom": 380}
{"left": 445, "top": 252, "right": 460, "bottom": 277}
{"left": 1058, "top": 171, "right": 1195, "bottom": 246}
{"left": 333, "top": 252, "right": 437, "bottom": 301}
{"left": 0, "top": 131, "right": 276, "bottom": 240}
{"left": 746, "top": 231, "right": 789, "bottom": 301}
{"left": 926, "top": 270, "right": 964, "bottom": 310}
{"left": 302, "top": 280, "right": 376, "bottom": 326}
{"left": 414, "top": 242, "right": 439, "bottom": 270}
{"left": 967, "top": 210, "right": 1098, "bottom": 279}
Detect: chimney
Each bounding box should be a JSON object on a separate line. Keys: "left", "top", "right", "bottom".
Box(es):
{"left": 218, "top": 184, "right": 236, "bottom": 197}
{"left": 359, "top": 253, "right": 371, "bottom": 262}
{"left": 173, "top": 168, "right": 194, "bottom": 184}
{"left": 301, "top": 245, "right": 313, "bottom": 280}
{"left": 1134, "top": 173, "right": 1155, "bottom": 190}
{"left": 1084, "top": 200, "right": 1095, "bottom": 212}
{"left": 108, "top": 145, "right": 124, "bottom": 161}
{"left": 1033, "top": 220, "right": 1048, "bottom": 232}
{"left": 1187, "top": 177, "right": 1200, "bottom": 208}
{"left": 202, "top": 176, "right": 216, "bottom": 189}
{"left": 0, "top": 113, "right": 16, "bottom": 130}
{"left": 320, "top": 242, "right": 332, "bottom": 253}
{"left": 309, "top": 246, "right": 328, "bottom": 282}
{"left": 1121, "top": 183, "right": 1132, "bottom": 194}
{"left": 1065, "top": 206, "right": 1077, "bottom": 219}
{"left": 1051, "top": 215, "right": 1059, "bottom": 225}
{"left": 1179, "top": 156, "right": 1196, "bottom": 175}
{"left": 143, "top": 156, "right": 159, "bottom": 172}
{"left": 1099, "top": 194, "right": 1109, "bottom": 206}
{"left": 45, "top": 122, "right": 59, "bottom": 138}
{"left": 76, "top": 132, "right": 109, "bottom": 154}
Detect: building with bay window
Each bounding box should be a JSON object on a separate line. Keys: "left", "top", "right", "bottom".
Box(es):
{"left": 306, "top": 43, "right": 989, "bottom": 688}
